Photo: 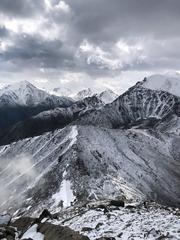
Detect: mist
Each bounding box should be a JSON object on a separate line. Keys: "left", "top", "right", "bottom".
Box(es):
{"left": 0, "top": 153, "right": 37, "bottom": 208}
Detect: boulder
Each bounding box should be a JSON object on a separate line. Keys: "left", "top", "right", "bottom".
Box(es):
{"left": 37, "top": 222, "right": 90, "bottom": 240}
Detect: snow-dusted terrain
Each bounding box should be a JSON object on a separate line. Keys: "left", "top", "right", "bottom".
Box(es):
{"left": 54, "top": 202, "right": 180, "bottom": 240}
{"left": 0, "top": 80, "right": 73, "bottom": 107}
{"left": 75, "top": 88, "right": 94, "bottom": 101}
{"left": 0, "top": 95, "right": 104, "bottom": 145}
{"left": 0, "top": 75, "right": 180, "bottom": 239}
{"left": 97, "top": 89, "right": 118, "bottom": 104}
{"left": 21, "top": 224, "right": 44, "bottom": 240}
{"left": 51, "top": 86, "right": 118, "bottom": 104}
{"left": 77, "top": 84, "right": 180, "bottom": 130}
{"left": 74, "top": 88, "right": 118, "bottom": 104}
{"left": 0, "top": 123, "right": 179, "bottom": 216}
{"left": 0, "top": 81, "right": 74, "bottom": 130}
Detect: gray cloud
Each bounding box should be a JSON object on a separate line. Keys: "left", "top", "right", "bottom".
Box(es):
{"left": 0, "top": 0, "right": 45, "bottom": 18}
{"left": 66, "top": 0, "right": 180, "bottom": 42}
{"left": 1, "top": 34, "right": 75, "bottom": 69}
{"left": 0, "top": 0, "right": 180, "bottom": 92}
{"left": 0, "top": 26, "right": 9, "bottom": 38}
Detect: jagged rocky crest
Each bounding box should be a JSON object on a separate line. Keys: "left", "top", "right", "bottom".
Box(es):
{"left": 77, "top": 84, "right": 180, "bottom": 129}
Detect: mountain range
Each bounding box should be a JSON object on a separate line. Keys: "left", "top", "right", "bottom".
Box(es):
{"left": 0, "top": 74, "right": 180, "bottom": 239}
{"left": 51, "top": 86, "right": 118, "bottom": 103}
{"left": 0, "top": 80, "right": 74, "bottom": 130}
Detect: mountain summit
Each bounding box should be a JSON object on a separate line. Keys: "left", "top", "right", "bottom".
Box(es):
{"left": 0, "top": 80, "right": 73, "bottom": 107}
{"left": 0, "top": 81, "right": 74, "bottom": 129}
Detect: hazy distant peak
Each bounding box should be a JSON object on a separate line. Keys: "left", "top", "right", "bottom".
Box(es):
{"left": 140, "top": 74, "right": 180, "bottom": 97}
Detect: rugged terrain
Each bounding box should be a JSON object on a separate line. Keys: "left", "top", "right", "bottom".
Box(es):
{"left": 0, "top": 95, "right": 104, "bottom": 145}
{"left": 0, "top": 80, "right": 73, "bottom": 129}
{"left": 0, "top": 74, "right": 180, "bottom": 239}
{"left": 0, "top": 124, "right": 179, "bottom": 215}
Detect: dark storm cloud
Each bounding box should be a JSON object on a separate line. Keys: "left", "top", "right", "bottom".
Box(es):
{"left": 0, "top": 0, "right": 45, "bottom": 18}
{"left": 1, "top": 33, "right": 75, "bottom": 69}
{"left": 67, "top": 0, "right": 180, "bottom": 42}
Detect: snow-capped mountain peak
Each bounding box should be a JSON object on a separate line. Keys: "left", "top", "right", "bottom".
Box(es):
{"left": 74, "top": 88, "right": 118, "bottom": 104}
{"left": 140, "top": 74, "right": 180, "bottom": 97}
{"left": 0, "top": 80, "right": 45, "bottom": 106}
{"left": 0, "top": 80, "right": 73, "bottom": 107}
{"left": 75, "top": 88, "right": 93, "bottom": 101}
{"left": 98, "top": 88, "right": 118, "bottom": 104}
{"left": 2, "top": 80, "right": 39, "bottom": 93}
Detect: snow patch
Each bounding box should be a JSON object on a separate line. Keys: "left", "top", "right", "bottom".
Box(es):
{"left": 21, "top": 224, "right": 44, "bottom": 240}
{"left": 52, "top": 171, "right": 75, "bottom": 208}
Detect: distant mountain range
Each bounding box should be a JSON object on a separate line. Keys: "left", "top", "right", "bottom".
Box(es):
{"left": 51, "top": 86, "right": 118, "bottom": 103}
{"left": 0, "top": 80, "right": 73, "bottom": 108}
{"left": 0, "top": 82, "right": 118, "bottom": 145}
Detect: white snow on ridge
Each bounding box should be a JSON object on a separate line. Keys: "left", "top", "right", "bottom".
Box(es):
{"left": 0, "top": 80, "right": 47, "bottom": 106}
{"left": 75, "top": 88, "right": 93, "bottom": 101}
{"left": 0, "top": 80, "right": 71, "bottom": 107}
{"left": 62, "top": 87, "right": 118, "bottom": 103}
{"left": 142, "top": 74, "right": 180, "bottom": 97}
{"left": 51, "top": 126, "right": 77, "bottom": 210}
{"left": 98, "top": 89, "right": 118, "bottom": 104}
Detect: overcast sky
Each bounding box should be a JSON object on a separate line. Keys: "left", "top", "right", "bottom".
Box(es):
{"left": 0, "top": 0, "right": 180, "bottom": 93}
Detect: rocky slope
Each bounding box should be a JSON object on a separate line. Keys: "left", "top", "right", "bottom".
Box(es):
{"left": 0, "top": 81, "right": 73, "bottom": 129}
{"left": 54, "top": 201, "right": 180, "bottom": 240}
{"left": 77, "top": 84, "right": 180, "bottom": 129}
{"left": 0, "top": 123, "right": 179, "bottom": 217}
{"left": 2, "top": 201, "right": 180, "bottom": 240}
{"left": 74, "top": 88, "right": 118, "bottom": 104}
{"left": 0, "top": 211, "right": 89, "bottom": 240}
{"left": 0, "top": 95, "right": 104, "bottom": 146}
{"left": 0, "top": 80, "right": 73, "bottom": 107}
{"left": 0, "top": 75, "right": 180, "bottom": 239}
{"left": 2, "top": 80, "right": 179, "bottom": 146}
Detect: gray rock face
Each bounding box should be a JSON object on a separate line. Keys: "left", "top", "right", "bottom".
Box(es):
{"left": 77, "top": 85, "right": 180, "bottom": 129}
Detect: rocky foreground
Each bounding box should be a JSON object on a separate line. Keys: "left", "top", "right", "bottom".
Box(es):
{"left": 1, "top": 200, "right": 180, "bottom": 240}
